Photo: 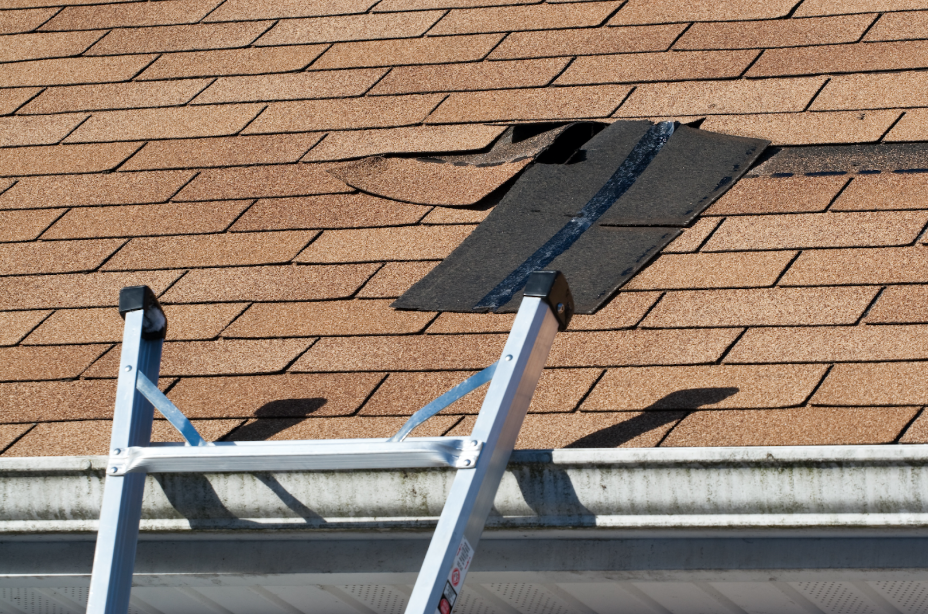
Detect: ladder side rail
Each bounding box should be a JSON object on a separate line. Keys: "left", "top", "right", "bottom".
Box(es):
{"left": 404, "top": 295, "right": 560, "bottom": 614}
{"left": 87, "top": 288, "right": 166, "bottom": 614}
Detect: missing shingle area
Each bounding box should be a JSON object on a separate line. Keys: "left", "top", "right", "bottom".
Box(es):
{"left": 394, "top": 120, "right": 768, "bottom": 314}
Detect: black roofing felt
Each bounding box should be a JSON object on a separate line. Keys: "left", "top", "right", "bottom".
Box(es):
{"left": 394, "top": 121, "right": 768, "bottom": 315}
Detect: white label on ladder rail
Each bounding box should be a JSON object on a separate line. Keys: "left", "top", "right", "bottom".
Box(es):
{"left": 436, "top": 537, "right": 474, "bottom": 614}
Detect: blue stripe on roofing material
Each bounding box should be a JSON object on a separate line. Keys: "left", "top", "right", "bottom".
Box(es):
{"left": 473, "top": 121, "right": 676, "bottom": 311}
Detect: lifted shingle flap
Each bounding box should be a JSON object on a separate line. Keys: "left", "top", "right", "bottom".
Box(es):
{"left": 394, "top": 120, "right": 768, "bottom": 314}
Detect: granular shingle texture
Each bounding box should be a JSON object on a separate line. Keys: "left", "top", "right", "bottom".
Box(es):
{"left": 5, "top": 0, "right": 928, "bottom": 454}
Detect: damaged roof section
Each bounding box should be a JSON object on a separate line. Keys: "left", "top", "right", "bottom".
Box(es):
{"left": 394, "top": 120, "right": 767, "bottom": 314}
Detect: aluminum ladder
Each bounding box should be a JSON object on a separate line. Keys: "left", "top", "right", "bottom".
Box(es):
{"left": 86, "top": 270, "right": 574, "bottom": 614}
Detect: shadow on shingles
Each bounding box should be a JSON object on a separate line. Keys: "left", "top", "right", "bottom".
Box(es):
{"left": 566, "top": 387, "right": 739, "bottom": 448}
{"left": 223, "top": 397, "right": 328, "bottom": 441}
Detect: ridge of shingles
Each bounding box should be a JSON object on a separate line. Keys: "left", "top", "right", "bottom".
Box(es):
{"left": 5, "top": 0, "right": 928, "bottom": 454}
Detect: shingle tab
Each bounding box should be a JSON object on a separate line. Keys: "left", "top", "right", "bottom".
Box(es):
{"left": 701, "top": 110, "right": 902, "bottom": 146}
{"left": 203, "top": 0, "right": 378, "bottom": 21}
{"left": 41, "top": 0, "right": 221, "bottom": 29}
{"left": 676, "top": 14, "right": 877, "bottom": 50}
{"left": 102, "top": 231, "right": 316, "bottom": 270}
{"left": 371, "top": 58, "right": 569, "bottom": 96}
{"left": 225, "top": 300, "right": 435, "bottom": 337}
{"left": 642, "top": 286, "right": 878, "bottom": 327}
{"left": 546, "top": 329, "right": 742, "bottom": 367}
{"left": 0, "top": 379, "right": 124, "bottom": 422}
{"left": 429, "top": 2, "right": 621, "bottom": 35}
{"left": 136, "top": 45, "right": 327, "bottom": 80}
{"left": 86, "top": 22, "right": 272, "bottom": 55}
{"left": 726, "top": 324, "right": 928, "bottom": 363}
{"left": 0, "top": 344, "right": 109, "bottom": 382}
{"left": 795, "top": 0, "right": 928, "bottom": 18}
{"left": 748, "top": 40, "right": 928, "bottom": 77}
{"left": 863, "top": 285, "right": 928, "bottom": 323}
{"left": 120, "top": 133, "right": 323, "bottom": 170}
{"left": 706, "top": 176, "right": 848, "bottom": 215}
{"left": 885, "top": 109, "right": 928, "bottom": 142}
{"left": 812, "top": 71, "right": 928, "bottom": 110}
{"left": 0, "top": 239, "right": 124, "bottom": 275}
{"left": 0, "top": 7, "right": 57, "bottom": 34}
{"left": 64, "top": 104, "right": 264, "bottom": 143}
{"left": 230, "top": 194, "right": 429, "bottom": 231}
{"left": 582, "top": 364, "right": 828, "bottom": 411}
{"left": 832, "top": 173, "right": 928, "bottom": 211}
{"left": 556, "top": 50, "right": 759, "bottom": 85}
{"left": 489, "top": 24, "right": 685, "bottom": 60}
{"left": 41, "top": 201, "right": 252, "bottom": 239}
{"left": 301, "top": 124, "right": 506, "bottom": 162}
{"left": 616, "top": 77, "right": 828, "bottom": 117}
{"left": 18, "top": 79, "right": 211, "bottom": 114}
{"left": 160, "top": 264, "right": 377, "bottom": 303}
{"left": 0, "top": 54, "right": 156, "bottom": 87}
{"left": 0, "top": 271, "right": 182, "bottom": 310}
{"left": 310, "top": 33, "right": 504, "bottom": 69}
{"left": 0, "top": 170, "right": 194, "bottom": 209}
{"left": 227, "top": 415, "right": 458, "bottom": 441}
{"left": 295, "top": 226, "right": 474, "bottom": 262}
{"left": 0, "top": 30, "right": 103, "bottom": 62}
{"left": 244, "top": 95, "right": 444, "bottom": 133}
{"left": 0, "top": 88, "right": 43, "bottom": 114}
{"left": 293, "top": 334, "right": 505, "bottom": 371}
{"left": 703, "top": 211, "right": 928, "bottom": 251}
{"left": 173, "top": 164, "right": 351, "bottom": 201}
{"left": 865, "top": 10, "right": 928, "bottom": 41}
{"left": 624, "top": 251, "right": 797, "bottom": 290}
{"left": 610, "top": 0, "right": 798, "bottom": 24}
{"left": 356, "top": 261, "right": 439, "bottom": 298}
{"left": 256, "top": 11, "right": 444, "bottom": 45}
{"left": 781, "top": 247, "right": 928, "bottom": 286}
{"left": 0, "top": 208, "right": 65, "bottom": 242}
{"left": 192, "top": 68, "right": 387, "bottom": 104}
{"left": 427, "top": 84, "right": 631, "bottom": 123}
{"left": 0, "top": 311, "right": 50, "bottom": 346}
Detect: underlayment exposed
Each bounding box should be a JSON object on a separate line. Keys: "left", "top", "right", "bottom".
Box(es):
{"left": 749, "top": 143, "right": 928, "bottom": 176}
{"left": 395, "top": 121, "right": 767, "bottom": 314}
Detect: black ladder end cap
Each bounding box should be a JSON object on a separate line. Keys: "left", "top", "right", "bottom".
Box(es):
{"left": 118, "top": 285, "right": 167, "bottom": 340}
{"left": 524, "top": 270, "right": 573, "bottom": 331}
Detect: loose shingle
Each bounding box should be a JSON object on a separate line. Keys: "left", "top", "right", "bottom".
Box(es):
{"left": 168, "top": 372, "right": 384, "bottom": 418}
{"left": 489, "top": 24, "right": 685, "bottom": 60}
{"left": 0, "top": 344, "right": 109, "bottom": 382}
{"left": 160, "top": 264, "right": 377, "bottom": 303}
{"left": 18, "top": 79, "right": 211, "bottom": 114}
{"left": 0, "top": 311, "right": 50, "bottom": 346}
{"left": 556, "top": 50, "right": 759, "bottom": 85}
{"left": 429, "top": 2, "right": 621, "bottom": 35}
{"left": 42, "top": 201, "right": 251, "bottom": 239}
{"left": 642, "top": 287, "right": 878, "bottom": 328}
{"left": 41, "top": 0, "right": 221, "bottom": 29}
{"left": 356, "top": 261, "right": 439, "bottom": 298}
{"left": 815, "top": 362, "right": 928, "bottom": 406}
{"left": 102, "top": 231, "right": 316, "bottom": 270}
{"left": 0, "top": 30, "right": 103, "bottom": 62}
{"left": 0, "top": 271, "right": 182, "bottom": 310}
{"left": 301, "top": 124, "right": 506, "bottom": 162}
{"left": 173, "top": 165, "right": 351, "bottom": 201}
{"left": 256, "top": 11, "right": 444, "bottom": 45}
{"left": 726, "top": 324, "right": 928, "bottom": 363}
{"left": 864, "top": 285, "right": 928, "bottom": 323}
{"left": 244, "top": 95, "right": 444, "bottom": 133}
{"left": 23, "top": 303, "right": 246, "bottom": 344}
{"left": 296, "top": 226, "right": 474, "bottom": 262}
{"left": 448, "top": 411, "right": 684, "bottom": 448}
{"left": 781, "top": 247, "right": 928, "bottom": 286}
{"left": 224, "top": 300, "right": 435, "bottom": 337}
{"left": 706, "top": 176, "right": 848, "bottom": 215}
{"left": 370, "top": 58, "right": 570, "bottom": 96}
{"left": 546, "top": 329, "right": 742, "bottom": 367}
{"left": 0, "top": 170, "right": 194, "bottom": 209}
{"left": 203, "top": 0, "right": 378, "bottom": 21}
{"left": 311, "top": 33, "right": 504, "bottom": 69}
{"left": 427, "top": 85, "right": 632, "bottom": 123}
{"left": 663, "top": 407, "right": 917, "bottom": 447}
{"left": 582, "top": 364, "right": 829, "bottom": 411}
{"left": 0, "top": 239, "right": 124, "bottom": 275}
{"left": 610, "top": 0, "right": 798, "bottom": 24}
{"left": 230, "top": 194, "right": 428, "bottom": 231}
{"left": 623, "top": 251, "right": 797, "bottom": 290}
{"left": 615, "top": 77, "right": 828, "bottom": 117}
{"left": 64, "top": 104, "right": 264, "bottom": 143}
{"left": 361, "top": 368, "right": 601, "bottom": 415}
{"left": 833, "top": 173, "right": 928, "bottom": 211}
{"left": 120, "top": 134, "right": 323, "bottom": 171}
{"left": 136, "top": 45, "right": 327, "bottom": 80}
{"left": 0, "top": 209, "right": 65, "bottom": 242}
{"left": 0, "top": 55, "right": 156, "bottom": 87}
{"left": 701, "top": 110, "right": 902, "bottom": 146}
{"left": 676, "top": 14, "right": 877, "bottom": 50}
{"left": 85, "top": 338, "right": 315, "bottom": 378}
{"left": 703, "top": 211, "right": 928, "bottom": 251}
{"left": 86, "top": 22, "right": 271, "bottom": 55}
{"left": 192, "top": 68, "right": 388, "bottom": 104}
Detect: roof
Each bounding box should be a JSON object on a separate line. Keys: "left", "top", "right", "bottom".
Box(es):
{"left": 2, "top": 0, "right": 928, "bottom": 456}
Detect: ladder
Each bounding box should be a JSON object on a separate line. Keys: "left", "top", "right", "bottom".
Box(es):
{"left": 86, "top": 270, "right": 574, "bottom": 614}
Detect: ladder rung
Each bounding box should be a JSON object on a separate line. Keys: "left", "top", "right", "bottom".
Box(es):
{"left": 107, "top": 437, "right": 483, "bottom": 475}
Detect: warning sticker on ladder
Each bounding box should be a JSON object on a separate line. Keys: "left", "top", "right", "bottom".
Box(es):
{"left": 436, "top": 537, "right": 474, "bottom": 614}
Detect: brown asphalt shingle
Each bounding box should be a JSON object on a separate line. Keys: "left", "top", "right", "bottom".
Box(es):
{"left": 611, "top": 0, "right": 799, "bottom": 24}
{"left": 0, "top": 209, "right": 65, "bottom": 242}
{"left": 0, "top": 55, "right": 156, "bottom": 87}
{"left": 230, "top": 194, "right": 429, "bottom": 231}
{"left": 0, "top": 271, "right": 182, "bottom": 310}
{"left": 0, "top": 311, "right": 51, "bottom": 347}
{"left": 173, "top": 164, "right": 351, "bottom": 201}
{"left": 0, "top": 344, "right": 109, "bottom": 382}
{"left": 0, "top": 170, "right": 194, "bottom": 210}
{"left": 63, "top": 104, "right": 264, "bottom": 142}
{"left": 488, "top": 24, "right": 686, "bottom": 60}
{"left": 311, "top": 33, "right": 504, "bottom": 69}
{"left": 192, "top": 68, "right": 388, "bottom": 104}
{"left": 255, "top": 11, "right": 444, "bottom": 45}
{"left": 0, "top": 143, "right": 141, "bottom": 176}
{"left": 18, "top": 79, "right": 212, "bottom": 114}
{"left": 0, "top": 239, "right": 125, "bottom": 275}
{"left": 119, "top": 133, "right": 324, "bottom": 170}
{"left": 41, "top": 0, "right": 222, "bottom": 30}
{"left": 244, "top": 95, "right": 444, "bottom": 133}
{"left": 556, "top": 50, "right": 760, "bottom": 85}
{"left": 136, "top": 45, "right": 327, "bottom": 80}
{"left": 675, "top": 14, "right": 877, "bottom": 50}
